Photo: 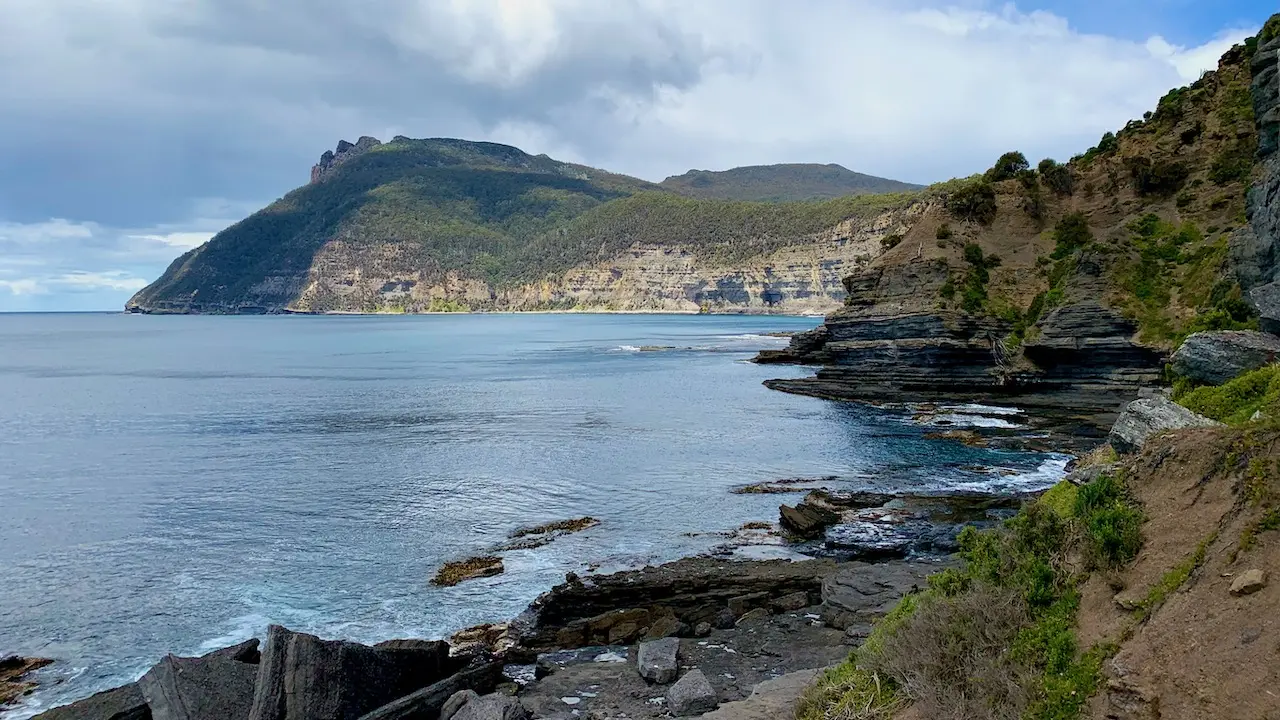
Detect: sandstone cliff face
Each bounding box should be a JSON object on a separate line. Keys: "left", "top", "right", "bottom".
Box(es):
{"left": 285, "top": 205, "right": 924, "bottom": 315}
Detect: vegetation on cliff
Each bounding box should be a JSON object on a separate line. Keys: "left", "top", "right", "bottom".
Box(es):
{"left": 658, "top": 163, "right": 921, "bottom": 202}
{"left": 912, "top": 35, "right": 1262, "bottom": 349}
{"left": 798, "top": 471, "right": 1141, "bottom": 720}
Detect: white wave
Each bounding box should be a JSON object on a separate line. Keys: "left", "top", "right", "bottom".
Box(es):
{"left": 941, "top": 403, "right": 1024, "bottom": 416}
{"left": 931, "top": 413, "right": 1021, "bottom": 429}
{"left": 614, "top": 345, "right": 642, "bottom": 353}
{"left": 949, "top": 455, "right": 1070, "bottom": 493}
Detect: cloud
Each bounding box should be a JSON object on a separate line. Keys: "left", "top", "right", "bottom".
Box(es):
{"left": 0, "top": 211, "right": 239, "bottom": 310}
{"left": 0, "top": 0, "right": 1268, "bottom": 310}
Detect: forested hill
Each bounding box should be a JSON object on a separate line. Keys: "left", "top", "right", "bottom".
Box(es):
{"left": 659, "top": 163, "right": 922, "bottom": 202}
{"left": 126, "top": 137, "right": 922, "bottom": 315}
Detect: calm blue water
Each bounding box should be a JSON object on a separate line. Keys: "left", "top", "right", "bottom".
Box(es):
{"left": 0, "top": 313, "right": 1061, "bottom": 716}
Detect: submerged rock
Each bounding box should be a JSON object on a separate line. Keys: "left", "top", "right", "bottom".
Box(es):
{"left": 1108, "top": 397, "right": 1222, "bottom": 454}
{"left": 1170, "top": 331, "right": 1280, "bottom": 385}
{"left": 432, "top": 557, "right": 505, "bottom": 587}
{"left": 1, "top": 656, "right": 53, "bottom": 708}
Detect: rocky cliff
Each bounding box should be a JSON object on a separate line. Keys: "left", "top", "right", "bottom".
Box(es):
{"left": 126, "top": 139, "right": 922, "bottom": 316}
{"left": 764, "top": 37, "right": 1269, "bottom": 424}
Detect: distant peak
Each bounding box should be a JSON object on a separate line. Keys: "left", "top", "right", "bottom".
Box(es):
{"left": 311, "top": 136, "right": 382, "bottom": 184}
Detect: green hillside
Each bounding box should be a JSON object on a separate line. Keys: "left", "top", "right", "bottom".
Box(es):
{"left": 660, "top": 163, "right": 922, "bottom": 202}
{"left": 128, "top": 138, "right": 919, "bottom": 313}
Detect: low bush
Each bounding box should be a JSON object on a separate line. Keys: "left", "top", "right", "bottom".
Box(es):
{"left": 987, "top": 151, "right": 1032, "bottom": 183}
{"left": 1038, "top": 159, "right": 1074, "bottom": 195}
{"left": 1178, "top": 365, "right": 1280, "bottom": 425}
{"left": 881, "top": 234, "right": 904, "bottom": 251}
{"left": 946, "top": 180, "right": 999, "bottom": 225}
{"left": 1126, "top": 157, "right": 1190, "bottom": 196}
{"left": 936, "top": 224, "right": 953, "bottom": 240}
{"left": 1051, "top": 213, "right": 1092, "bottom": 260}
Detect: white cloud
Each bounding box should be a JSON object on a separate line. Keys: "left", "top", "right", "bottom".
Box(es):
{"left": 0, "top": 278, "right": 46, "bottom": 295}
{"left": 53, "top": 271, "right": 150, "bottom": 292}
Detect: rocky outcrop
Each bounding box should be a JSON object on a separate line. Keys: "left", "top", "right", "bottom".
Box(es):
{"left": 2, "top": 655, "right": 53, "bottom": 709}
{"left": 250, "top": 626, "right": 453, "bottom": 720}
{"left": 511, "top": 558, "right": 839, "bottom": 651}
{"left": 311, "top": 137, "right": 381, "bottom": 184}
{"left": 33, "top": 684, "right": 150, "bottom": 720}
{"left": 819, "top": 561, "right": 944, "bottom": 631}
{"left": 1170, "top": 330, "right": 1280, "bottom": 384}
{"left": 763, "top": 260, "right": 1165, "bottom": 427}
{"left": 138, "top": 654, "right": 256, "bottom": 720}
{"left": 1235, "top": 35, "right": 1280, "bottom": 316}
{"left": 1107, "top": 397, "right": 1222, "bottom": 454}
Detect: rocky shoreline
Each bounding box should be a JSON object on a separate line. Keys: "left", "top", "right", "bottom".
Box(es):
{"left": 9, "top": 554, "right": 947, "bottom": 720}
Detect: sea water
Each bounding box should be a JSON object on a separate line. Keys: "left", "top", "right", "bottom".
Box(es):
{"left": 0, "top": 313, "right": 1063, "bottom": 717}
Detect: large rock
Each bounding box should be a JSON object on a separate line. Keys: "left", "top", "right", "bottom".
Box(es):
{"left": 1108, "top": 397, "right": 1223, "bottom": 454}
{"left": 512, "top": 557, "right": 838, "bottom": 650}
{"left": 357, "top": 661, "right": 503, "bottom": 720}
{"left": 1170, "top": 331, "right": 1280, "bottom": 385}
{"left": 138, "top": 655, "right": 256, "bottom": 720}
{"left": 33, "top": 684, "right": 151, "bottom": 720}
{"left": 699, "top": 668, "right": 822, "bottom": 720}
{"left": 1251, "top": 282, "right": 1280, "bottom": 337}
{"left": 249, "top": 626, "right": 454, "bottom": 720}
{"left": 820, "top": 561, "right": 941, "bottom": 630}
{"left": 636, "top": 638, "right": 679, "bottom": 684}
{"left": 449, "top": 695, "right": 527, "bottom": 720}
{"left": 665, "top": 669, "right": 719, "bottom": 716}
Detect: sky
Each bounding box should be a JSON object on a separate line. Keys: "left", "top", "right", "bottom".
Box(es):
{"left": 0, "top": 0, "right": 1273, "bottom": 311}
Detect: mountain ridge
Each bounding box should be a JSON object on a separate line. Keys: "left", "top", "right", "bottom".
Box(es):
{"left": 126, "top": 138, "right": 924, "bottom": 315}
{"left": 658, "top": 163, "right": 923, "bottom": 202}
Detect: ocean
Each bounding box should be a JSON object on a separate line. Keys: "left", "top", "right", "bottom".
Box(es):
{"left": 0, "top": 313, "right": 1063, "bottom": 717}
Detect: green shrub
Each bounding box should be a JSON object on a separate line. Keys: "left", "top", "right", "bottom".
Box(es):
{"left": 946, "top": 179, "right": 999, "bottom": 225}
{"left": 987, "top": 151, "right": 1031, "bottom": 182}
{"left": 1263, "top": 14, "right": 1280, "bottom": 44}
{"left": 1051, "top": 213, "right": 1092, "bottom": 259}
{"left": 1209, "top": 141, "right": 1255, "bottom": 185}
{"left": 935, "top": 223, "right": 953, "bottom": 240}
{"left": 1126, "top": 157, "right": 1190, "bottom": 196}
{"left": 1039, "top": 159, "right": 1075, "bottom": 195}
{"left": 1178, "top": 365, "right": 1280, "bottom": 425}
{"left": 881, "top": 233, "right": 904, "bottom": 250}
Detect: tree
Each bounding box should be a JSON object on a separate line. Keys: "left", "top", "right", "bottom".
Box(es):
{"left": 985, "top": 152, "right": 1030, "bottom": 182}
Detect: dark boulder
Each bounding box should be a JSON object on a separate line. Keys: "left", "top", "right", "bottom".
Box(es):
{"left": 138, "top": 655, "right": 256, "bottom": 720}
{"left": 248, "top": 626, "right": 454, "bottom": 720}
{"left": 201, "top": 639, "right": 260, "bottom": 664}
{"left": 1170, "top": 331, "right": 1280, "bottom": 385}
{"left": 355, "top": 661, "right": 503, "bottom": 720}
{"left": 33, "top": 684, "right": 151, "bottom": 720}
{"left": 1251, "top": 282, "right": 1280, "bottom": 336}
{"left": 778, "top": 502, "right": 839, "bottom": 538}
{"left": 450, "top": 694, "right": 527, "bottom": 720}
